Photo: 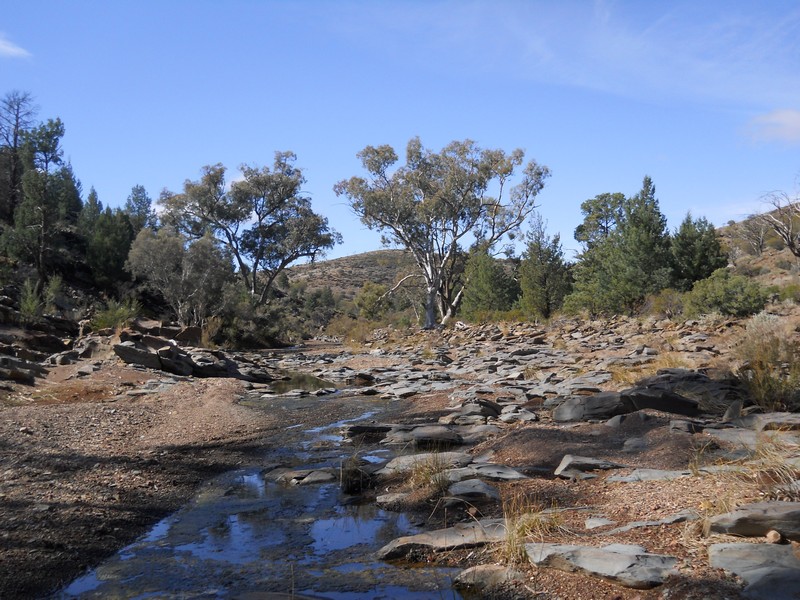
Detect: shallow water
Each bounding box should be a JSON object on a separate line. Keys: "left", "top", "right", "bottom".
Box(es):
{"left": 58, "top": 400, "right": 464, "bottom": 599}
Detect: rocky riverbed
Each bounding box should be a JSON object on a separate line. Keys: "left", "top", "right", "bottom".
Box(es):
{"left": 2, "top": 314, "right": 800, "bottom": 598}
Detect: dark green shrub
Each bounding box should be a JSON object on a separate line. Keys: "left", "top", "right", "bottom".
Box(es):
{"left": 684, "top": 269, "right": 767, "bottom": 317}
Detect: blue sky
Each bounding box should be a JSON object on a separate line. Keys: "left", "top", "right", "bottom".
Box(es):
{"left": 3, "top": 1, "right": 799, "bottom": 260}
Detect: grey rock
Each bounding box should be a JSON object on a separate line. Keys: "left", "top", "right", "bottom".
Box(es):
{"left": 447, "top": 479, "right": 500, "bottom": 503}
{"left": 377, "top": 519, "right": 506, "bottom": 559}
{"left": 709, "top": 501, "right": 800, "bottom": 541}
{"left": 608, "top": 469, "right": 691, "bottom": 483}
{"left": 552, "top": 392, "right": 628, "bottom": 422}
{"left": 526, "top": 543, "right": 678, "bottom": 589}
{"left": 605, "top": 510, "right": 696, "bottom": 535}
{"left": 585, "top": 517, "right": 615, "bottom": 530}
{"left": 377, "top": 452, "right": 473, "bottom": 476}
{"left": 709, "top": 543, "right": 800, "bottom": 600}
{"left": 454, "top": 564, "right": 522, "bottom": 591}
{"left": 621, "top": 387, "right": 700, "bottom": 417}
{"left": 411, "top": 425, "right": 464, "bottom": 449}
{"left": 471, "top": 463, "right": 528, "bottom": 481}
{"left": 113, "top": 341, "right": 162, "bottom": 370}
{"left": 554, "top": 455, "right": 626, "bottom": 478}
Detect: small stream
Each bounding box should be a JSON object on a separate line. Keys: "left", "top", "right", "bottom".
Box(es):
{"left": 58, "top": 389, "right": 465, "bottom": 599}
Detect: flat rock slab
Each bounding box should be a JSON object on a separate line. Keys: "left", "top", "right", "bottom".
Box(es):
{"left": 410, "top": 425, "right": 464, "bottom": 449}
{"left": 608, "top": 468, "right": 692, "bottom": 483}
{"left": 526, "top": 543, "right": 678, "bottom": 589}
{"left": 447, "top": 478, "right": 500, "bottom": 503}
{"left": 377, "top": 451, "right": 473, "bottom": 476}
{"left": 710, "top": 501, "right": 800, "bottom": 541}
{"left": 471, "top": 463, "right": 529, "bottom": 481}
{"left": 454, "top": 564, "right": 523, "bottom": 591}
{"left": 552, "top": 392, "right": 628, "bottom": 422}
{"left": 554, "top": 455, "right": 626, "bottom": 479}
{"left": 377, "top": 519, "right": 506, "bottom": 560}
{"left": 621, "top": 387, "right": 700, "bottom": 417}
{"left": 709, "top": 543, "right": 800, "bottom": 600}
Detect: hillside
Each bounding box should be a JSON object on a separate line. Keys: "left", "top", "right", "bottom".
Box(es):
{"left": 286, "top": 248, "right": 417, "bottom": 301}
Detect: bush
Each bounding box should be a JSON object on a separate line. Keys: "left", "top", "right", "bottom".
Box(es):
{"left": 92, "top": 298, "right": 141, "bottom": 331}
{"left": 734, "top": 311, "right": 800, "bottom": 411}
{"left": 684, "top": 269, "right": 767, "bottom": 318}
{"left": 19, "top": 279, "right": 42, "bottom": 324}
{"left": 641, "top": 288, "right": 684, "bottom": 319}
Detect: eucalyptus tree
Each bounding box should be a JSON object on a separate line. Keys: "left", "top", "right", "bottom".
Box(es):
{"left": 334, "top": 137, "right": 550, "bottom": 328}
{"left": 127, "top": 228, "right": 234, "bottom": 325}
{"left": 159, "top": 152, "right": 341, "bottom": 304}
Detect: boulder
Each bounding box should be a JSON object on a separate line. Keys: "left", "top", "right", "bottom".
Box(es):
{"left": 620, "top": 387, "right": 700, "bottom": 417}
{"left": 552, "top": 392, "right": 628, "bottom": 422}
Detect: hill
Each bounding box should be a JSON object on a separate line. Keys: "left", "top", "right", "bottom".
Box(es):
{"left": 286, "top": 248, "right": 416, "bottom": 301}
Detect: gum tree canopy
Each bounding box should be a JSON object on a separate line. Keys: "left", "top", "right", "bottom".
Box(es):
{"left": 335, "top": 137, "right": 550, "bottom": 328}
{"left": 160, "top": 152, "right": 341, "bottom": 305}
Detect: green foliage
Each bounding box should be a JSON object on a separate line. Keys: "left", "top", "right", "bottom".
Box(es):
{"left": 518, "top": 216, "right": 571, "bottom": 319}
{"left": 127, "top": 228, "right": 235, "bottom": 325}
{"left": 734, "top": 312, "right": 800, "bottom": 411}
{"left": 671, "top": 213, "right": 727, "bottom": 291}
{"left": 19, "top": 278, "right": 42, "bottom": 323}
{"left": 684, "top": 268, "right": 767, "bottom": 317}
{"left": 159, "top": 153, "right": 341, "bottom": 305}
{"left": 354, "top": 281, "right": 388, "bottom": 320}
{"left": 77, "top": 186, "right": 103, "bottom": 236}
{"left": 565, "top": 177, "right": 673, "bottom": 315}
{"left": 573, "top": 192, "right": 625, "bottom": 247}
{"left": 92, "top": 298, "right": 141, "bottom": 331}
{"left": 86, "top": 207, "right": 135, "bottom": 292}
{"left": 642, "top": 287, "right": 684, "bottom": 319}
{"left": 335, "top": 137, "right": 549, "bottom": 328}
{"left": 3, "top": 118, "right": 83, "bottom": 282}
{"left": 460, "top": 251, "right": 519, "bottom": 321}
{"left": 123, "top": 184, "right": 156, "bottom": 232}
{"left": 43, "top": 274, "right": 62, "bottom": 314}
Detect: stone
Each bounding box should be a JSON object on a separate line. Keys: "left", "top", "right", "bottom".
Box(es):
{"left": 585, "top": 517, "right": 615, "bottom": 530}
{"left": 113, "top": 341, "right": 161, "bottom": 370}
{"left": 411, "top": 425, "right": 463, "bottom": 449}
{"left": 377, "top": 452, "right": 473, "bottom": 476}
{"left": 709, "top": 501, "right": 800, "bottom": 541}
{"left": 552, "top": 392, "right": 629, "bottom": 422}
{"left": 608, "top": 469, "right": 691, "bottom": 483}
{"left": 709, "top": 543, "right": 800, "bottom": 600}
{"left": 447, "top": 479, "right": 500, "bottom": 503}
{"left": 454, "top": 564, "right": 522, "bottom": 591}
{"left": 471, "top": 463, "right": 528, "bottom": 481}
{"left": 526, "top": 543, "right": 678, "bottom": 589}
{"left": 377, "top": 519, "right": 506, "bottom": 560}
{"left": 554, "top": 455, "right": 626, "bottom": 479}
{"left": 620, "top": 387, "right": 700, "bottom": 417}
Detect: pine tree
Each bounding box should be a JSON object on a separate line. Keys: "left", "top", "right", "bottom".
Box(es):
{"left": 519, "top": 216, "right": 571, "bottom": 319}
{"left": 671, "top": 213, "right": 727, "bottom": 290}
{"left": 460, "top": 251, "right": 519, "bottom": 320}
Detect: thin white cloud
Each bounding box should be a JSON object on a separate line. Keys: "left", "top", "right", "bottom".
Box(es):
{"left": 0, "top": 33, "right": 30, "bottom": 58}
{"left": 748, "top": 109, "right": 800, "bottom": 144}
{"left": 322, "top": 1, "right": 800, "bottom": 110}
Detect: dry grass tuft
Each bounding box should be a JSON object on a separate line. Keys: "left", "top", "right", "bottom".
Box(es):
{"left": 498, "top": 492, "right": 567, "bottom": 565}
